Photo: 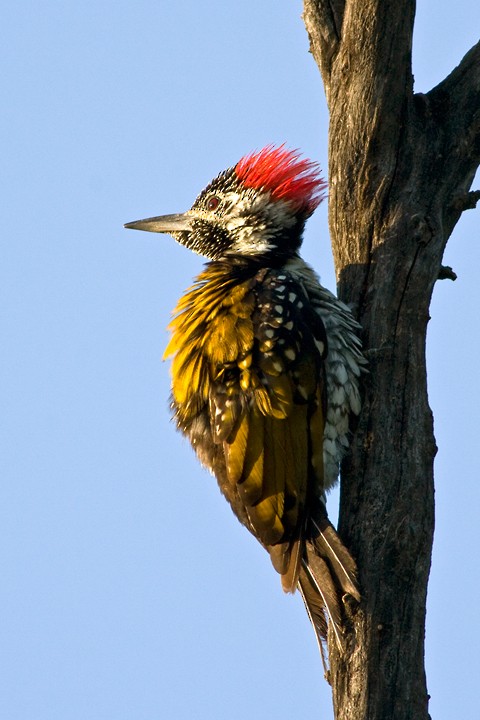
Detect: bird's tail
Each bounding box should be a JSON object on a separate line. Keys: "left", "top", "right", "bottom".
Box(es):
{"left": 298, "top": 517, "right": 360, "bottom": 654}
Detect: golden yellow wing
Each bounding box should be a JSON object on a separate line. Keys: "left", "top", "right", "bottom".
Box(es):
{"left": 164, "top": 262, "right": 328, "bottom": 592}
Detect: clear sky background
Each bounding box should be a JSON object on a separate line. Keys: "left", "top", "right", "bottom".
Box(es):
{"left": 2, "top": 2, "right": 479, "bottom": 719}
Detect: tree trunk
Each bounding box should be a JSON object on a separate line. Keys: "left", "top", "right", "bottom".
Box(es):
{"left": 302, "top": 2, "right": 480, "bottom": 718}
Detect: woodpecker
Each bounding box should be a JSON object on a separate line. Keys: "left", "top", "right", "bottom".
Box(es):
{"left": 125, "top": 146, "right": 365, "bottom": 652}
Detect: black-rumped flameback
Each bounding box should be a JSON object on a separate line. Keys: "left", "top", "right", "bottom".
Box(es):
{"left": 125, "top": 146, "right": 365, "bottom": 654}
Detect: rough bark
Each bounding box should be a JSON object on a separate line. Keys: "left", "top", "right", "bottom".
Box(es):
{"left": 302, "top": 2, "right": 480, "bottom": 719}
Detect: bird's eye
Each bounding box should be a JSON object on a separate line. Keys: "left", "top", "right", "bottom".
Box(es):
{"left": 206, "top": 195, "right": 220, "bottom": 211}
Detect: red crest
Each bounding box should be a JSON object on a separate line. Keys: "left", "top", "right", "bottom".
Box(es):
{"left": 235, "top": 145, "right": 326, "bottom": 214}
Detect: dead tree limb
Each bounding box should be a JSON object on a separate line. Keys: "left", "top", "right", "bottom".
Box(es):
{"left": 303, "top": 3, "right": 480, "bottom": 719}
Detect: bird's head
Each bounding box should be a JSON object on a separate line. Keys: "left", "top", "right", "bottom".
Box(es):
{"left": 125, "top": 146, "right": 326, "bottom": 263}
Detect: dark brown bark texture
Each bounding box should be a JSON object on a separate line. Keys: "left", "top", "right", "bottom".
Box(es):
{"left": 303, "top": 2, "right": 480, "bottom": 719}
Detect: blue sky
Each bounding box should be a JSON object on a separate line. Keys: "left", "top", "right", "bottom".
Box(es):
{"left": 2, "top": 2, "right": 479, "bottom": 719}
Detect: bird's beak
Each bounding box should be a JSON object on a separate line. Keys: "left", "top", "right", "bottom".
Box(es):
{"left": 124, "top": 213, "right": 192, "bottom": 234}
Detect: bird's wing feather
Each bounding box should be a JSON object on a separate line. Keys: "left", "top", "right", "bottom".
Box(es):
{"left": 200, "top": 268, "right": 328, "bottom": 589}
{"left": 165, "top": 262, "right": 359, "bottom": 647}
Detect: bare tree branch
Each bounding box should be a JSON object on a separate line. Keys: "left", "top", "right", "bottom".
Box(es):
{"left": 429, "top": 39, "right": 480, "bottom": 170}
{"left": 438, "top": 264, "right": 457, "bottom": 281}
{"left": 451, "top": 189, "right": 480, "bottom": 211}
{"left": 327, "top": 1, "right": 416, "bottom": 284}
{"left": 425, "top": 41, "right": 480, "bottom": 238}
{"left": 303, "top": 0, "right": 344, "bottom": 81}
{"left": 302, "top": 4, "right": 480, "bottom": 720}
